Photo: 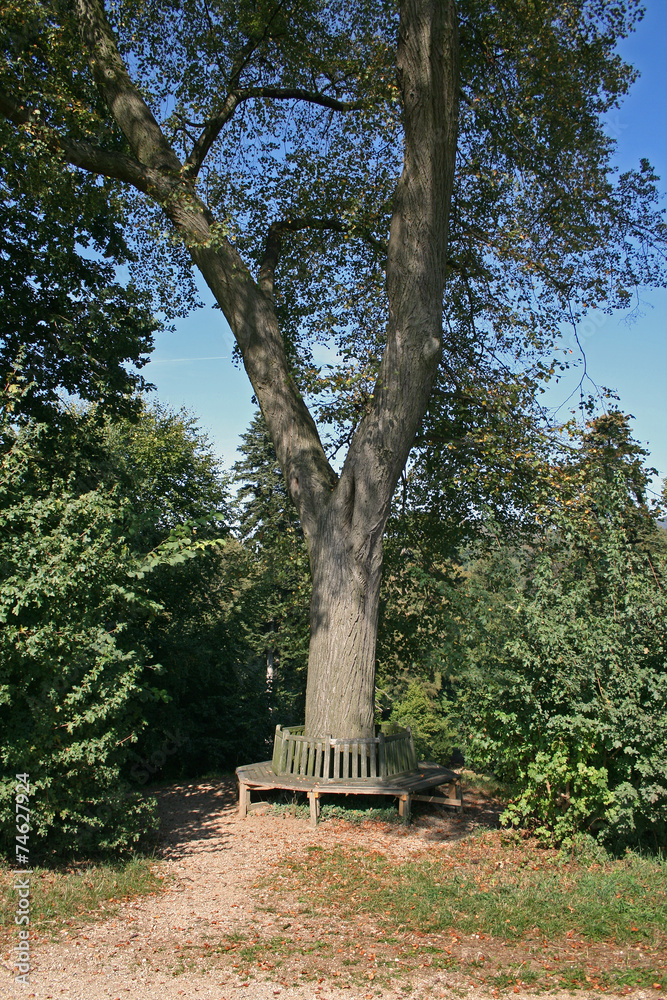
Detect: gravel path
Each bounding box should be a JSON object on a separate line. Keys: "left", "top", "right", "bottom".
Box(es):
{"left": 0, "top": 779, "right": 648, "bottom": 1000}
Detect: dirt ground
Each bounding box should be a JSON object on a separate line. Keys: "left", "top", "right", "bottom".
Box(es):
{"left": 0, "top": 778, "right": 661, "bottom": 1000}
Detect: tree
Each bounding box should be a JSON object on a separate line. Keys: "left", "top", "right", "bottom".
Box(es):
{"left": 231, "top": 412, "right": 311, "bottom": 726}
{"left": 99, "top": 402, "right": 249, "bottom": 776}
{"left": 455, "top": 413, "right": 667, "bottom": 849}
{"left": 0, "top": 389, "right": 238, "bottom": 856}
{"left": 1, "top": 0, "right": 664, "bottom": 738}
{"left": 0, "top": 383, "right": 159, "bottom": 858}
{"left": 0, "top": 120, "right": 158, "bottom": 422}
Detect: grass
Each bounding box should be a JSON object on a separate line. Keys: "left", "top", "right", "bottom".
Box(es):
{"left": 266, "top": 799, "right": 400, "bottom": 824}
{"left": 266, "top": 830, "right": 667, "bottom": 992}
{"left": 0, "top": 856, "right": 164, "bottom": 939}
{"left": 288, "top": 838, "right": 667, "bottom": 945}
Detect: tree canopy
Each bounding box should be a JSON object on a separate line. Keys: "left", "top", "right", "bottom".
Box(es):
{"left": 0, "top": 120, "right": 158, "bottom": 421}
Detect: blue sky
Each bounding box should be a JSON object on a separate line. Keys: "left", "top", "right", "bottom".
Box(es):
{"left": 141, "top": 2, "right": 666, "bottom": 491}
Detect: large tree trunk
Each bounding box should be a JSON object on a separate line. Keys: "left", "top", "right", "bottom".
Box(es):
{"left": 304, "top": 499, "right": 384, "bottom": 738}
{"left": 302, "top": 0, "right": 460, "bottom": 737}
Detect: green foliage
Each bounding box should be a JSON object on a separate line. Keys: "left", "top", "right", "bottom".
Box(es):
{"left": 500, "top": 746, "right": 616, "bottom": 847}
{"left": 0, "top": 381, "right": 252, "bottom": 856}
{"left": 230, "top": 412, "right": 311, "bottom": 729}
{"left": 0, "top": 121, "right": 158, "bottom": 423}
{"left": 456, "top": 414, "right": 667, "bottom": 849}
{"left": 388, "top": 681, "right": 457, "bottom": 766}
{"left": 2, "top": 0, "right": 667, "bottom": 799}
{"left": 94, "top": 403, "right": 273, "bottom": 776}
{"left": 3, "top": 0, "right": 665, "bottom": 449}
{"left": 0, "top": 387, "right": 159, "bottom": 859}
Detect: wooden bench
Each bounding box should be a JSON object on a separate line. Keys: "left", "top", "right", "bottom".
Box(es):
{"left": 236, "top": 758, "right": 463, "bottom": 827}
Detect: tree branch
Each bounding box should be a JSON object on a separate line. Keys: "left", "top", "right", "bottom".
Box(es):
{"left": 185, "top": 93, "right": 240, "bottom": 175}
{"left": 186, "top": 86, "right": 364, "bottom": 176}
{"left": 3, "top": 0, "right": 339, "bottom": 536}
{"left": 239, "top": 86, "right": 363, "bottom": 112}
{"left": 0, "top": 89, "right": 149, "bottom": 189}
{"left": 70, "top": 0, "right": 338, "bottom": 533}
{"left": 75, "top": 0, "right": 182, "bottom": 174}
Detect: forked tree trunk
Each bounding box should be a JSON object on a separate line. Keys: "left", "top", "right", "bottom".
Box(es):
{"left": 301, "top": 0, "right": 460, "bottom": 737}
{"left": 65, "top": 0, "right": 459, "bottom": 746}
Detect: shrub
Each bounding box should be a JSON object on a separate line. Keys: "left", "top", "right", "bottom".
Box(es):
{"left": 390, "top": 680, "right": 457, "bottom": 765}
{"left": 0, "top": 399, "right": 158, "bottom": 859}
{"left": 458, "top": 418, "right": 667, "bottom": 849}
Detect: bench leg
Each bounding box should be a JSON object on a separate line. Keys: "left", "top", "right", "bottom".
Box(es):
{"left": 308, "top": 791, "right": 318, "bottom": 828}
{"left": 238, "top": 781, "right": 249, "bottom": 818}
{"left": 398, "top": 793, "right": 412, "bottom": 824}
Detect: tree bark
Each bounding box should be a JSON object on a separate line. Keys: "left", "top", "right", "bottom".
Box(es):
{"left": 4, "top": 0, "right": 459, "bottom": 743}
{"left": 304, "top": 491, "right": 384, "bottom": 738}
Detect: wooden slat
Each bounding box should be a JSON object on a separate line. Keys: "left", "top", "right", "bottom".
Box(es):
{"left": 333, "top": 744, "right": 341, "bottom": 780}
{"left": 395, "top": 738, "right": 405, "bottom": 773}
{"left": 271, "top": 728, "right": 281, "bottom": 772}
{"left": 407, "top": 728, "right": 417, "bottom": 770}
{"left": 378, "top": 732, "right": 387, "bottom": 779}
{"left": 388, "top": 739, "right": 396, "bottom": 775}
{"left": 324, "top": 736, "right": 331, "bottom": 782}
{"left": 279, "top": 734, "right": 288, "bottom": 773}
{"left": 287, "top": 739, "right": 296, "bottom": 774}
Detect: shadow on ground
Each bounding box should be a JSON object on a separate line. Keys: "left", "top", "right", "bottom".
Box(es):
{"left": 152, "top": 778, "right": 238, "bottom": 858}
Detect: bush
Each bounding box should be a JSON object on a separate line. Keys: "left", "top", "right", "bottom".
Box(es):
{"left": 0, "top": 388, "right": 264, "bottom": 858}
{"left": 389, "top": 680, "right": 457, "bottom": 765}
{"left": 0, "top": 417, "right": 159, "bottom": 858}
{"left": 458, "top": 418, "right": 667, "bottom": 849}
